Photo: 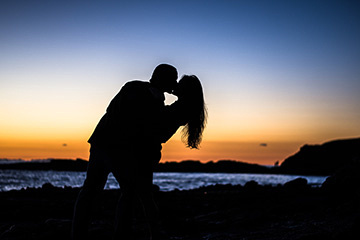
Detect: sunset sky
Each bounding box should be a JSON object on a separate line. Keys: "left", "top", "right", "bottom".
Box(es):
{"left": 1, "top": 0, "right": 359, "bottom": 165}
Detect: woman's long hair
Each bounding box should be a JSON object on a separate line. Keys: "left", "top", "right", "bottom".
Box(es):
{"left": 179, "top": 75, "right": 207, "bottom": 149}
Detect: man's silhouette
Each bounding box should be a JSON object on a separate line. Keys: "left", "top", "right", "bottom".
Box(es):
{"left": 72, "top": 64, "right": 178, "bottom": 239}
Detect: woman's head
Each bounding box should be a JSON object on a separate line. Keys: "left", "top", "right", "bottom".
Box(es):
{"left": 176, "top": 75, "right": 207, "bottom": 149}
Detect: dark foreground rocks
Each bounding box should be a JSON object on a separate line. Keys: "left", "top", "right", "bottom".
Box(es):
{"left": 0, "top": 180, "right": 359, "bottom": 240}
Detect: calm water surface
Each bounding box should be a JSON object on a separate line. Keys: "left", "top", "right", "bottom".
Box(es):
{"left": 0, "top": 169, "right": 328, "bottom": 192}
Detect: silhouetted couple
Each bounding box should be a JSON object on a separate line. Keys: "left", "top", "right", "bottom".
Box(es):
{"left": 72, "top": 64, "right": 207, "bottom": 240}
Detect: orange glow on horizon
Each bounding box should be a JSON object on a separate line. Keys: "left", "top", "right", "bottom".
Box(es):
{"left": 0, "top": 138, "right": 90, "bottom": 160}
{"left": 0, "top": 136, "right": 304, "bottom": 166}
{"left": 1, "top": 121, "right": 358, "bottom": 165}
{"left": 161, "top": 139, "right": 303, "bottom": 165}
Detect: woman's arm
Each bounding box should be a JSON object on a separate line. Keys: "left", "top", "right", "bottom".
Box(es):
{"left": 159, "top": 101, "right": 187, "bottom": 143}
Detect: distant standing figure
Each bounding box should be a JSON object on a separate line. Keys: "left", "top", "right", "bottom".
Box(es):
{"left": 71, "top": 64, "right": 178, "bottom": 240}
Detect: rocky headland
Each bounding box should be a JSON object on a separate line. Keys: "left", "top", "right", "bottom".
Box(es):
{"left": 278, "top": 137, "right": 360, "bottom": 175}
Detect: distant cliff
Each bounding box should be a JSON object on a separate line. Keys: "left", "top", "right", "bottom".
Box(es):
{"left": 0, "top": 159, "right": 88, "bottom": 171}
{"left": 279, "top": 137, "right": 360, "bottom": 175}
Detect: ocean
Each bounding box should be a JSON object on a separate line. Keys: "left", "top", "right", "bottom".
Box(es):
{"left": 0, "top": 169, "right": 328, "bottom": 192}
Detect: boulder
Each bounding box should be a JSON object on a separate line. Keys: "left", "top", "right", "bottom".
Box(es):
{"left": 284, "top": 178, "right": 308, "bottom": 191}
{"left": 322, "top": 158, "right": 360, "bottom": 196}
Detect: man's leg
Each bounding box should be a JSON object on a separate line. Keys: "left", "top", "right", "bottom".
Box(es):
{"left": 113, "top": 184, "right": 136, "bottom": 239}
{"left": 72, "top": 147, "right": 109, "bottom": 240}
{"left": 137, "top": 150, "right": 162, "bottom": 239}
{"left": 111, "top": 156, "right": 137, "bottom": 240}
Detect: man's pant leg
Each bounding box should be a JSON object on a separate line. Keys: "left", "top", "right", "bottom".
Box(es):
{"left": 72, "top": 147, "right": 109, "bottom": 240}
{"left": 110, "top": 150, "right": 137, "bottom": 239}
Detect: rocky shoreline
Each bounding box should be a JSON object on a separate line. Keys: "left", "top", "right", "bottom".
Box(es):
{"left": 1, "top": 175, "right": 359, "bottom": 240}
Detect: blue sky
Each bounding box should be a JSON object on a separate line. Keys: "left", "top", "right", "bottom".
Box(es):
{"left": 1, "top": 0, "right": 359, "bottom": 162}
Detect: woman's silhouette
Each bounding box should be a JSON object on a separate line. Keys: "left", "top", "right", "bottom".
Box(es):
{"left": 162, "top": 74, "right": 207, "bottom": 149}
{"left": 147, "top": 75, "right": 207, "bottom": 238}
{"left": 131, "top": 75, "right": 207, "bottom": 240}
{"left": 117, "top": 75, "right": 208, "bottom": 239}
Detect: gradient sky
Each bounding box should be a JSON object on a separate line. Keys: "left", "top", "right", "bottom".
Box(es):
{"left": 1, "top": 0, "right": 359, "bottom": 165}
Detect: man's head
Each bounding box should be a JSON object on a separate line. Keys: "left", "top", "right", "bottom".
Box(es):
{"left": 150, "top": 64, "right": 178, "bottom": 93}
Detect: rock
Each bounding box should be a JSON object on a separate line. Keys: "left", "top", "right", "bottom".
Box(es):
{"left": 42, "top": 183, "right": 55, "bottom": 190}
{"left": 284, "top": 178, "right": 308, "bottom": 190}
{"left": 244, "top": 180, "right": 259, "bottom": 190}
{"left": 322, "top": 159, "right": 360, "bottom": 196}
{"left": 152, "top": 184, "right": 160, "bottom": 192}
